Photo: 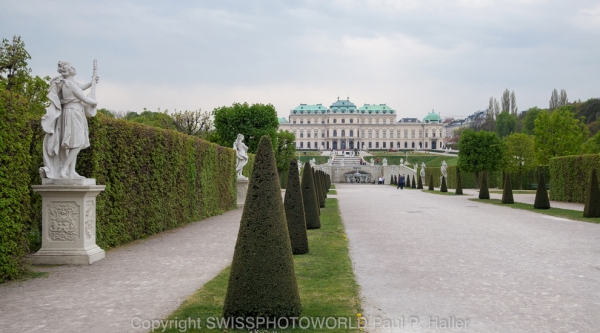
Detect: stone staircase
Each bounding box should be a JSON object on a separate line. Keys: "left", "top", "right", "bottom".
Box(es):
{"left": 332, "top": 156, "right": 362, "bottom": 166}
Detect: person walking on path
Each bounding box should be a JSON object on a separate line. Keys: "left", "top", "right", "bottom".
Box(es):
{"left": 397, "top": 174, "right": 405, "bottom": 190}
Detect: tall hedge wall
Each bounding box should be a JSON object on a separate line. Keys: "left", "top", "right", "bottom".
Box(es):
{"left": 549, "top": 154, "right": 600, "bottom": 203}
{"left": 30, "top": 115, "right": 241, "bottom": 249}
{"left": 0, "top": 91, "right": 31, "bottom": 282}
{"left": 425, "top": 166, "right": 500, "bottom": 189}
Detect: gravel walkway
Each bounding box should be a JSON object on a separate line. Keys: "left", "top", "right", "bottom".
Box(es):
{"left": 338, "top": 184, "right": 600, "bottom": 333}
{"left": 0, "top": 208, "right": 242, "bottom": 333}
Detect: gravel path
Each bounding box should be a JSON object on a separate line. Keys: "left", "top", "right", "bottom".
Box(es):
{"left": 338, "top": 184, "right": 600, "bottom": 333}
{"left": 0, "top": 208, "right": 242, "bottom": 333}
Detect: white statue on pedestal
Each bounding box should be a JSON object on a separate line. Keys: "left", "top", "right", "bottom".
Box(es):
{"left": 441, "top": 160, "right": 448, "bottom": 178}
{"left": 310, "top": 158, "right": 316, "bottom": 167}
{"left": 370, "top": 158, "right": 374, "bottom": 166}
{"left": 382, "top": 158, "right": 388, "bottom": 166}
{"left": 40, "top": 60, "right": 99, "bottom": 179}
{"left": 234, "top": 134, "right": 249, "bottom": 179}
{"left": 400, "top": 158, "right": 404, "bottom": 165}
{"left": 420, "top": 162, "right": 426, "bottom": 179}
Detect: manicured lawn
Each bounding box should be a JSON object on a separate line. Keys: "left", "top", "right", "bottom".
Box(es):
{"left": 421, "top": 190, "right": 469, "bottom": 196}
{"left": 330, "top": 184, "right": 336, "bottom": 189}
{"left": 470, "top": 199, "right": 600, "bottom": 224}
{"left": 328, "top": 190, "right": 338, "bottom": 195}
{"left": 155, "top": 198, "right": 362, "bottom": 332}
{"left": 489, "top": 190, "right": 538, "bottom": 194}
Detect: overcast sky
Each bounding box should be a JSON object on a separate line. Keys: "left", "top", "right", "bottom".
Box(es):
{"left": 2, "top": 0, "right": 599, "bottom": 120}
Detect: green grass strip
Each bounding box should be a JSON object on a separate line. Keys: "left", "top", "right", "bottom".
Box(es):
{"left": 330, "top": 184, "right": 336, "bottom": 189}
{"left": 421, "top": 190, "right": 470, "bottom": 196}
{"left": 328, "top": 190, "right": 338, "bottom": 195}
{"left": 489, "top": 190, "right": 538, "bottom": 194}
{"left": 155, "top": 198, "right": 362, "bottom": 332}
{"left": 470, "top": 198, "right": 600, "bottom": 224}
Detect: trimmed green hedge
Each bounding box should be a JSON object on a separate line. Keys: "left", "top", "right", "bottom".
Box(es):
{"left": 0, "top": 91, "right": 31, "bottom": 282}
{"left": 30, "top": 115, "right": 241, "bottom": 249}
{"left": 426, "top": 166, "right": 500, "bottom": 189}
{"left": 549, "top": 154, "right": 600, "bottom": 203}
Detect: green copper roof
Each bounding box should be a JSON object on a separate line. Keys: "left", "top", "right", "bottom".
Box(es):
{"left": 292, "top": 103, "right": 327, "bottom": 114}
{"left": 357, "top": 104, "right": 395, "bottom": 114}
{"left": 423, "top": 110, "right": 442, "bottom": 123}
{"left": 278, "top": 117, "right": 289, "bottom": 123}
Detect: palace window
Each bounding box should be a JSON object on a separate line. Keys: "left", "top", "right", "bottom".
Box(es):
{"left": 411, "top": 130, "right": 415, "bottom": 138}
{"left": 321, "top": 132, "right": 325, "bottom": 138}
{"left": 333, "top": 130, "right": 337, "bottom": 137}
{"left": 433, "top": 131, "right": 436, "bottom": 137}
{"left": 333, "top": 119, "right": 337, "bottom": 123}
{"left": 369, "top": 142, "right": 372, "bottom": 148}
{"left": 350, "top": 119, "right": 353, "bottom": 123}
{"left": 307, "top": 132, "right": 311, "bottom": 138}
{"left": 376, "top": 130, "right": 380, "bottom": 138}
{"left": 419, "top": 130, "right": 422, "bottom": 138}
{"left": 342, "top": 119, "right": 345, "bottom": 123}
{"left": 404, "top": 142, "right": 408, "bottom": 148}
{"left": 300, "top": 142, "right": 304, "bottom": 148}
{"left": 300, "top": 132, "right": 304, "bottom": 138}
{"left": 376, "top": 119, "right": 379, "bottom": 124}
{"left": 425, "top": 142, "right": 428, "bottom": 148}
{"left": 376, "top": 142, "right": 379, "bottom": 148}
{"left": 369, "top": 119, "right": 372, "bottom": 124}
{"left": 308, "top": 142, "right": 311, "bottom": 148}
{"left": 383, "top": 130, "right": 387, "bottom": 138}
{"left": 425, "top": 131, "right": 428, "bottom": 138}
{"left": 300, "top": 121, "right": 303, "bottom": 124}
{"left": 369, "top": 130, "right": 372, "bottom": 138}
{"left": 293, "top": 121, "right": 296, "bottom": 124}
{"left": 361, "top": 118, "right": 365, "bottom": 124}
{"left": 322, "top": 120, "right": 325, "bottom": 124}
{"left": 350, "top": 130, "right": 354, "bottom": 137}
{"left": 307, "top": 121, "right": 310, "bottom": 124}
{"left": 383, "top": 142, "right": 386, "bottom": 148}
{"left": 411, "top": 142, "right": 415, "bottom": 148}
{"left": 397, "top": 142, "right": 401, "bottom": 148}
{"left": 404, "top": 130, "right": 408, "bottom": 138}
{"left": 341, "top": 130, "right": 345, "bottom": 137}
{"left": 361, "top": 130, "right": 365, "bottom": 138}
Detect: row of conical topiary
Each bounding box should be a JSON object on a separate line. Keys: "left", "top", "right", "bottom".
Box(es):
{"left": 223, "top": 136, "right": 332, "bottom": 328}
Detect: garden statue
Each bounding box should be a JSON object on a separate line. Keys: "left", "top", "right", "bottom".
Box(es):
{"left": 413, "top": 163, "right": 418, "bottom": 173}
{"left": 382, "top": 158, "right": 388, "bottom": 166}
{"left": 441, "top": 160, "right": 448, "bottom": 178}
{"left": 420, "top": 162, "right": 426, "bottom": 178}
{"left": 40, "top": 60, "right": 99, "bottom": 179}
{"left": 234, "top": 134, "right": 249, "bottom": 179}
{"left": 370, "top": 158, "right": 374, "bottom": 166}
{"left": 298, "top": 160, "right": 302, "bottom": 172}
{"left": 400, "top": 158, "right": 404, "bottom": 165}
{"left": 310, "top": 158, "right": 316, "bottom": 167}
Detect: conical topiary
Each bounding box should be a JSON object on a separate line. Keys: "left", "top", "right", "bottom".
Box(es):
{"left": 321, "top": 172, "right": 327, "bottom": 199}
{"left": 417, "top": 175, "right": 423, "bottom": 189}
{"left": 584, "top": 169, "right": 600, "bottom": 217}
{"left": 479, "top": 171, "right": 490, "bottom": 199}
{"left": 390, "top": 175, "right": 394, "bottom": 185}
{"left": 455, "top": 168, "right": 463, "bottom": 195}
{"left": 318, "top": 171, "right": 326, "bottom": 207}
{"left": 284, "top": 158, "right": 309, "bottom": 254}
{"left": 501, "top": 173, "right": 514, "bottom": 204}
{"left": 406, "top": 174, "right": 411, "bottom": 187}
{"left": 394, "top": 175, "right": 398, "bottom": 185}
{"left": 314, "top": 169, "right": 324, "bottom": 208}
{"left": 411, "top": 175, "right": 416, "bottom": 189}
{"left": 223, "top": 136, "right": 302, "bottom": 324}
{"left": 440, "top": 176, "right": 447, "bottom": 192}
{"left": 533, "top": 169, "right": 550, "bottom": 209}
{"left": 428, "top": 174, "right": 434, "bottom": 191}
{"left": 302, "top": 162, "right": 321, "bottom": 229}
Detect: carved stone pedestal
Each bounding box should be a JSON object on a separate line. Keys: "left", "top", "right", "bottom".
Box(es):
{"left": 31, "top": 179, "right": 106, "bottom": 265}
{"left": 237, "top": 178, "right": 249, "bottom": 207}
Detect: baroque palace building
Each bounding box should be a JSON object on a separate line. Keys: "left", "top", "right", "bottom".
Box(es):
{"left": 278, "top": 97, "right": 447, "bottom": 151}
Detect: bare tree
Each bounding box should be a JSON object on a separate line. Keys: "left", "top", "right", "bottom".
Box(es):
{"left": 494, "top": 99, "right": 500, "bottom": 116}
{"left": 110, "top": 110, "right": 127, "bottom": 119}
{"left": 502, "top": 89, "right": 510, "bottom": 113}
{"left": 559, "top": 89, "right": 568, "bottom": 107}
{"left": 488, "top": 97, "right": 495, "bottom": 119}
{"left": 510, "top": 90, "right": 518, "bottom": 115}
{"left": 170, "top": 109, "right": 213, "bottom": 138}
{"left": 549, "top": 88, "right": 559, "bottom": 110}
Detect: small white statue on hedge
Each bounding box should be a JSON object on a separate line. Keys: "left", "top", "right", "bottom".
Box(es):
{"left": 40, "top": 60, "right": 99, "bottom": 179}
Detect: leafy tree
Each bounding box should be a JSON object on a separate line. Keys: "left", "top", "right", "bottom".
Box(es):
{"left": 503, "top": 133, "right": 534, "bottom": 189}
{"left": 495, "top": 111, "right": 518, "bottom": 138}
{"left": 124, "top": 109, "right": 175, "bottom": 130}
{"left": 275, "top": 130, "right": 296, "bottom": 174}
{"left": 521, "top": 107, "right": 542, "bottom": 134}
{"left": 534, "top": 106, "right": 589, "bottom": 164}
{"left": 577, "top": 98, "right": 600, "bottom": 124}
{"left": 582, "top": 131, "right": 600, "bottom": 154}
{"left": 97, "top": 108, "right": 115, "bottom": 118}
{"left": 0, "top": 35, "right": 49, "bottom": 117}
{"left": 458, "top": 130, "right": 503, "bottom": 187}
{"left": 212, "top": 102, "right": 279, "bottom": 154}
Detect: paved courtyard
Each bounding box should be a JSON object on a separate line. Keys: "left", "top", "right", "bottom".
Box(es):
{"left": 0, "top": 209, "right": 242, "bottom": 333}
{"left": 338, "top": 184, "right": 600, "bottom": 332}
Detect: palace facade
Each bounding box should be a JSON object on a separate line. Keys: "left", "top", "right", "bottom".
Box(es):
{"left": 278, "top": 98, "right": 447, "bottom": 151}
